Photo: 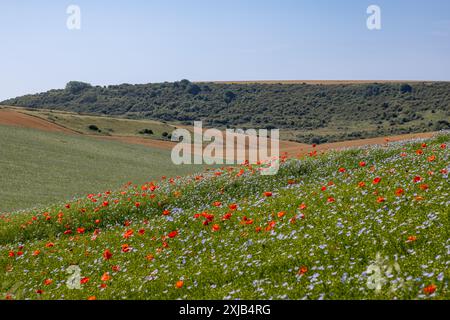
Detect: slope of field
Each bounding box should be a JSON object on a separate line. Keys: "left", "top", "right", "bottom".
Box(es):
{"left": 2, "top": 80, "right": 450, "bottom": 143}
{"left": 1, "top": 133, "right": 448, "bottom": 300}
{"left": 1, "top": 107, "right": 177, "bottom": 139}
{"left": 0, "top": 124, "right": 207, "bottom": 212}
{"left": 0, "top": 108, "right": 74, "bottom": 133}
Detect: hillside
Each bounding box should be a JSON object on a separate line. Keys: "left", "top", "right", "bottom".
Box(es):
{"left": 2, "top": 80, "right": 450, "bottom": 144}
{"left": 1, "top": 133, "right": 448, "bottom": 300}
{"left": 0, "top": 124, "right": 206, "bottom": 212}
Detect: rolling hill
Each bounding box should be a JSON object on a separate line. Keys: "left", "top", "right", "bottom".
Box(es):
{"left": 2, "top": 80, "right": 450, "bottom": 144}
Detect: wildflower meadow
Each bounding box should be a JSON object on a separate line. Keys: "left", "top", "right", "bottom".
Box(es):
{"left": 1, "top": 133, "right": 449, "bottom": 300}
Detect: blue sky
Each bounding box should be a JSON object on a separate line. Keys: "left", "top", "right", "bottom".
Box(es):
{"left": 0, "top": 0, "right": 449, "bottom": 100}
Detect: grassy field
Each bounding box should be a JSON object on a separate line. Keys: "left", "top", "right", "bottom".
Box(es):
{"left": 18, "top": 107, "right": 177, "bottom": 139}
{"left": 0, "top": 124, "right": 206, "bottom": 212}
{"left": 0, "top": 132, "right": 448, "bottom": 300}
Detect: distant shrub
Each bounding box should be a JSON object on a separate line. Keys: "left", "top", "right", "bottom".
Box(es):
{"left": 435, "top": 120, "right": 450, "bottom": 130}
{"left": 88, "top": 124, "right": 99, "bottom": 131}
{"left": 224, "top": 90, "right": 236, "bottom": 104}
{"left": 139, "top": 129, "right": 154, "bottom": 135}
{"left": 187, "top": 84, "right": 201, "bottom": 95}
{"left": 66, "top": 81, "right": 92, "bottom": 94}
{"left": 400, "top": 84, "right": 413, "bottom": 94}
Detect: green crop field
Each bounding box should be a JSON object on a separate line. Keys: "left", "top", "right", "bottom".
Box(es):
{"left": 0, "top": 125, "right": 205, "bottom": 213}
{"left": 1, "top": 132, "right": 448, "bottom": 300}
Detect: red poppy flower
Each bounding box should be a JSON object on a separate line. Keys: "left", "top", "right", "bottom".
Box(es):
{"left": 338, "top": 167, "right": 346, "bottom": 173}
{"left": 277, "top": 211, "right": 286, "bottom": 218}
{"left": 123, "top": 229, "right": 134, "bottom": 239}
{"left": 138, "top": 229, "right": 145, "bottom": 235}
{"left": 162, "top": 209, "right": 171, "bottom": 216}
{"left": 33, "top": 250, "right": 41, "bottom": 256}
{"left": 80, "top": 277, "right": 90, "bottom": 285}
{"left": 423, "top": 284, "right": 437, "bottom": 295}
{"left": 121, "top": 244, "right": 131, "bottom": 253}
{"left": 264, "top": 191, "right": 273, "bottom": 197}
{"left": 101, "top": 272, "right": 110, "bottom": 282}
{"left": 213, "top": 201, "right": 222, "bottom": 207}
{"left": 406, "top": 235, "right": 417, "bottom": 243}
{"left": 44, "top": 279, "right": 53, "bottom": 286}
{"left": 265, "top": 221, "right": 276, "bottom": 231}
{"left": 395, "top": 188, "right": 404, "bottom": 196}
{"left": 245, "top": 219, "right": 254, "bottom": 225}
{"left": 373, "top": 177, "right": 382, "bottom": 184}
{"left": 8, "top": 251, "right": 15, "bottom": 257}
{"left": 327, "top": 197, "right": 335, "bottom": 203}
{"left": 419, "top": 184, "right": 429, "bottom": 191}
{"left": 168, "top": 230, "right": 178, "bottom": 238}
{"left": 377, "top": 197, "right": 386, "bottom": 203}
{"left": 413, "top": 176, "right": 422, "bottom": 183}
{"left": 203, "top": 213, "right": 214, "bottom": 221}
{"left": 228, "top": 203, "right": 238, "bottom": 211}
{"left": 212, "top": 224, "right": 220, "bottom": 232}
{"left": 176, "top": 280, "right": 184, "bottom": 289}
{"left": 77, "top": 227, "right": 85, "bottom": 234}
{"left": 299, "top": 203, "right": 307, "bottom": 210}
{"left": 103, "top": 249, "right": 113, "bottom": 260}
{"left": 45, "top": 242, "right": 54, "bottom": 248}
{"left": 112, "top": 265, "right": 120, "bottom": 272}
{"left": 298, "top": 266, "right": 308, "bottom": 275}
{"left": 222, "top": 213, "right": 232, "bottom": 220}
{"left": 359, "top": 161, "right": 366, "bottom": 167}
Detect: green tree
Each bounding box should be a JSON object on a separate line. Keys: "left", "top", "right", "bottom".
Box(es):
{"left": 65, "top": 81, "right": 92, "bottom": 94}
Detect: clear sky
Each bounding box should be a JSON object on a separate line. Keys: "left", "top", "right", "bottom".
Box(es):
{"left": 1, "top": 0, "right": 449, "bottom": 100}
